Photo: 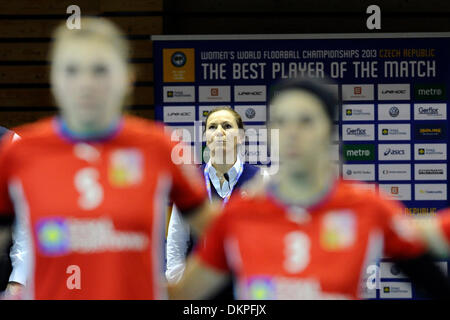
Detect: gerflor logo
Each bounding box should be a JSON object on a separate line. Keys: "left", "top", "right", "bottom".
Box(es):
{"left": 347, "top": 128, "right": 367, "bottom": 136}
{"left": 418, "top": 107, "right": 439, "bottom": 115}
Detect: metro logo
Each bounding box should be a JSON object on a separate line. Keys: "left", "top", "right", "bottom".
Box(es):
{"left": 414, "top": 84, "right": 446, "bottom": 100}
{"left": 343, "top": 144, "right": 375, "bottom": 161}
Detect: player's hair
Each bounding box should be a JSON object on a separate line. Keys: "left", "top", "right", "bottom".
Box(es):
{"left": 49, "top": 17, "right": 130, "bottom": 64}
{"left": 204, "top": 107, "right": 244, "bottom": 131}
{"left": 269, "top": 77, "right": 338, "bottom": 125}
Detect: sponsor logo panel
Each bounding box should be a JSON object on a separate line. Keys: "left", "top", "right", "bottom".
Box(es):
{"left": 378, "top": 124, "right": 411, "bottom": 141}
{"left": 234, "top": 105, "right": 267, "bottom": 122}
{"left": 342, "top": 164, "right": 375, "bottom": 181}
{"left": 378, "top": 84, "right": 410, "bottom": 100}
{"left": 378, "top": 164, "right": 411, "bottom": 181}
{"left": 414, "top": 103, "right": 447, "bottom": 120}
{"left": 377, "top": 104, "right": 411, "bottom": 121}
{"left": 379, "top": 184, "right": 412, "bottom": 201}
{"left": 163, "top": 106, "right": 196, "bottom": 122}
{"left": 234, "top": 85, "right": 267, "bottom": 102}
{"left": 343, "top": 144, "right": 375, "bottom": 161}
{"left": 380, "top": 282, "right": 412, "bottom": 299}
{"left": 199, "top": 86, "right": 231, "bottom": 102}
{"left": 414, "top": 163, "right": 447, "bottom": 181}
{"left": 414, "top": 84, "right": 446, "bottom": 100}
{"left": 342, "top": 85, "right": 374, "bottom": 101}
{"left": 342, "top": 104, "right": 374, "bottom": 121}
{"left": 163, "top": 86, "right": 195, "bottom": 103}
{"left": 198, "top": 105, "right": 231, "bottom": 122}
{"left": 415, "top": 184, "right": 447, "bottom": 201}
{"left": 342, "top": 124, "right": 375, "bottom": 141}
{"left": 414, "top": 124, "right": 447, "bottom": 141}
{"left": 414, "top": 144, "right": 447, "bottom": 160}
{"left": 378, "top": 144, "right": 411, "bottom": 161}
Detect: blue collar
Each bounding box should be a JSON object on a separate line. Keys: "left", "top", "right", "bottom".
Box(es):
{"left": 54, "top": 117, "right": 123, "bottom": 143}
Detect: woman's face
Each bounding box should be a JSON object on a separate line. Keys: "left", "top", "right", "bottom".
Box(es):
{"left": 270, "top": 90, "right": 332, "bottom": 172}
{"left": 51, "top": 37, "right": 131, "bottom": 130}
{"left": 205, "top": 110, "right": 242, "bottom": 164}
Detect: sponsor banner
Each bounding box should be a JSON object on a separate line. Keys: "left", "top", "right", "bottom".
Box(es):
{"left": 234, "top": 105, "right": 267, "bottom": 122}
{"left": 415, "top": 184, "right": 447, "bottom": 201}
{"left": 377, "top": 104, "right": 411, "bottom": 121}
{"left": 199, "top": 86, "right": 231, "bottom": 102}
{"left": 378, "top": 84, "right": 410, "bottom": 100}
{"left": 379, "top": 164, "right": 411, "bottom": 181}
{"left": 378, "top": 144, "right": 411, "bottom": 161}
{"left": 342, "top": 104, "right": 374, "bottom": 121}
{"left": 414, "top": 103, "right": 447, "bottom": 120}
{"left": 163, "top": 86, "right": 195, "bottom": 103}
{"left": 414, "top": 124, "right": 446, "bottom": 141}
{"left": 342, "top": 124, "right": 375, "bottom": 141}
{"left": 162, "top": 48, "right": 195, "bottom": 82}
{"left": 414, "top": 163, "right": 447, "bottom": 181}
{"left": 414, "top": 143, "right": 447, "bottom": 160}
{"left": 380, "top": 282, "right": 412, "bottom": 299}
{"left": 342, "top": 164, "right": 375, "bottom": 181}
{"left": 198, "top": 105, "right": 231, "bottom": 122}
{"left": 234, "top": 85, "right": 267, "bottom": 102}
{"left": 164, "top": 125, "right": 195, "bottom": 143}
{"left": 378, "top": 124, "right": 411, "bottom": 141}
{"left": 414, "top": 84, "right": 446, "bottom": 100}
{"left": 163, "top": 106, "right": 196, "bottom": 122}
{"left": 343, "top": 144, "right": 375, "bottom": 161}
{"left": 342, "top": 84, "right": 374, "bottom": 101}
{"left": 379, "top": 184, "right": 412, "bottom": 201}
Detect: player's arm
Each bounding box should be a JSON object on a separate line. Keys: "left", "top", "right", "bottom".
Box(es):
{"left": 414, "top": 211, "right": 450, "bottom": 258}
{"left": 168, "top": 255, "right": 229, "bottom": 299}
{"left": 380, "top": 199, "right": 450, "bottom": 298}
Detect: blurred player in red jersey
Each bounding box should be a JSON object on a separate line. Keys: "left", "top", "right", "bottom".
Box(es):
{"left": 0, "top": 18, "right": 216, "bottom": 299}
{"left": 169, "top": 78, "right": 450, "bottom": 300}
{"left": 414, "top": 209, "right": 450, "bottom": 258}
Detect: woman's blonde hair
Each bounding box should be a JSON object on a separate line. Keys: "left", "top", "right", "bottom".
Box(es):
{"left": 49, "top": 17, "right": 130, "bottom": 64}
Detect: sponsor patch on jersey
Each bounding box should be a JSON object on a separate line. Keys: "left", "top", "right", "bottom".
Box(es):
{"left": 320, "top": 211, "right": 356, "bottom": 250}
{"left": 109, "top": 149, "right": 143, "bottom": 187}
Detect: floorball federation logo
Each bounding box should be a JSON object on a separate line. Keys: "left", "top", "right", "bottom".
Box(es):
{"left": 171, "top": 51, "right": 187, "bottom": 67}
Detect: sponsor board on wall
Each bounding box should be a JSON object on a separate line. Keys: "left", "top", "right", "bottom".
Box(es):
{"left": 378, "top": 144, "right": 411, "bottom": 161}
{"left": 342, "top": 104, "right": 375, "bottom": 121}
{"left": 342, "top": 164, "right": 375, "bottom": 181}
{"left": 343, "top": 144, "right": 375, "bottom": 161}
{"left": 342, "top": 84, "right": 374, "bottom": 101}
{"left": 415, "top": 184, "right": 447, "bottom": 201}
{"left": 199, "top": 86, "right": 231, "bottom": 102}
{"left": 378, "top": 124, "right": 411, "bottom": 141}
{"left": 377, "top": 104, "right": 411, "bottom": 121}
{"left": 380, "top": 282, "right": 413, "bottom": 299}
{"left": 378, "top": 84, "right": 410, "bottom": 100}
{"left": 414, "top": 84, "right": 446, "bottom": 100}
{"left": 414, "top": 124, "right": 446, "bottom": 141}
{"left": 342, "top": 124, "right": 375, "bottom": 141}
{"left": 199, "top": 105, "right": 231, "bottom": 122}
{"left": 163, "top": 106, "right": 196, "bottom": 122}
{"left": 414, "top": 103, "right": 447, "bottom": 120}
{"left": 163, "top": 86, "right": 195, "bottom": 102}
{"left": 234, "top": 85, "right": 267, "bottom": 102}
{"left": 414, "top": 163, "right": 447, "bottom": 180}
{"left": 379, "top": 184, "right": 412, "bottom": 201}
{"left": 414, "top": 143, "right": 447, "bottom": 160}
{"left": 379, "top": 164, "right": 411, "bottom": 181}
{"left": 234, "top": 105, "right": 267, "bottom": 122}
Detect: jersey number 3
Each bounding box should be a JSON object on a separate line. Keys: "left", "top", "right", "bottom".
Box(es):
{"left": 74, "top": 167, "right": 104, "bottom": 210}
{"left": 283, "top": 231, "right": 310, "bottom": 274}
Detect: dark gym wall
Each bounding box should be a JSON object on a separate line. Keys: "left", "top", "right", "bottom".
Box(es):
{"left": 1, "top": 0, "right": 450, "bottom": 128}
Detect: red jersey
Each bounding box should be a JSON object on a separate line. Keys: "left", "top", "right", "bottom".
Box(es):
{"left": 0, "top": 116, "right": 206, "bottom": 299}
{"left": 437, "top": 209, "right": 450, "bottom": 246}
{"left": 196, "top": 180, "right": 425, "bottom": 299}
